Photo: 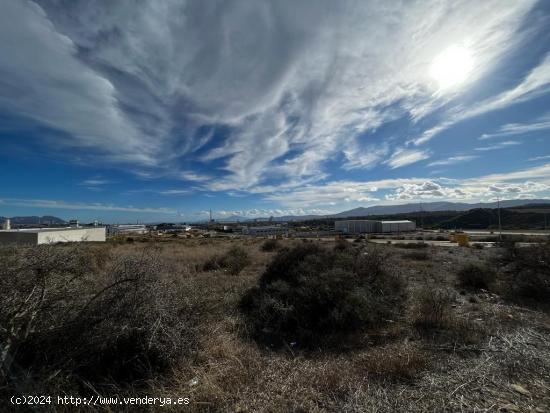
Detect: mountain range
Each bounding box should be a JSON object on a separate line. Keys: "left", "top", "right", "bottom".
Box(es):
{"left": 1, "top": 199, "right": 549, "bottom": 225}
{"left": 0, "top": 215, "right": 66, "bottom": 226}
{"left": 269, "top": 199, "right": 550, "bottom": 222}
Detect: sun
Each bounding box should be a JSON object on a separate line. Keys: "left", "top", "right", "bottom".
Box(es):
{"left": 429, "top": 45, "right": 474, "bottom": 90}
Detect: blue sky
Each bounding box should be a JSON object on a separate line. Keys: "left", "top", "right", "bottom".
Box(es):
{"left": 1, "top": 0, "right": 550, "bottom": 223}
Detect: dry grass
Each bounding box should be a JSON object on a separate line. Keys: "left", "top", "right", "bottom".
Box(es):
{"left": 1, "top": 239, "right": 549, "bottom": 412}
{"left": 412, "top": 286, "right": 487, "bottom": 346}
{"left": 356, "top": 343, "right": 429, "bottom": 382}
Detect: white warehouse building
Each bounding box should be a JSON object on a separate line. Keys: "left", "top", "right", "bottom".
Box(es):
{"left": 107, "top": 224, "right": 148, "bottom": 236}
{"left": 335, "top": 219, "right": 416, "bottom": 234}
{"left": 0, "top": 227, "right": 106, "bottom": 246}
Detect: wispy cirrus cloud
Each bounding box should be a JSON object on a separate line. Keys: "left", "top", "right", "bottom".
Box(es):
{"left": 385, "top": 148, "right": 431, "bottom": 169}
{"left": 412, "top": 53, "right": 550, "bottom": 146}
{"left": 479, "top": 113, "right": 550, "bottom": 140}
{"left": 427, "top": 155, "right": 478, "bottom": 167}
{"left": 79, "top": 179, "right": 112, "bottom": 186}
{"left": 0, "top": 0, "right": 539, "bottom": 193}
{"left": 529, "top": 155, "right": 550, "bottom": 161}
{"left": 0, "top": 198, "right": 177, "bottom": 214}
{"left": 474, "top": 140, "right": 522, "bottom": 151}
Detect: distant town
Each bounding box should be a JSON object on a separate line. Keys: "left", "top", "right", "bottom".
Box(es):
{"left": 2, "top": 199, "right": 549, "bottom": 247}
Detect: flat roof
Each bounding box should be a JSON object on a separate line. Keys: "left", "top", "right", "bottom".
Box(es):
{"left": 336, "top": 219, "right": 379, "bottom": 222}
{"left": 0, "top": 227, "right": 105, "bottom": 233}
{"left": 337, "top": 220, "right": 413, "bottom": 223}
{"left": 380, "top": 220, "right": 414, "bottom": 224}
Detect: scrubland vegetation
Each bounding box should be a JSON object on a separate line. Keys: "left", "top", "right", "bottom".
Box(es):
{"left": 1, "top": 238, "right": 549, "bottom": 412}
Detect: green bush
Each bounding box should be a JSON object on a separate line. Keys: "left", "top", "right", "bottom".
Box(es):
{"left": 456, "top": 263, "right": 496, "bottom": 290}
{"left": 240, "top": 244, "right": 406, "bottom": 349}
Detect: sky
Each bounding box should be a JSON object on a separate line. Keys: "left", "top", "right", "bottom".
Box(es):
{"left": 1, "top": 0, "right": 550, "bottom": 223}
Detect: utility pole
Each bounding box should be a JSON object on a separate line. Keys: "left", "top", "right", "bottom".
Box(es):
{"left": 497, "top": 197, "right": 502, "bottom": 241}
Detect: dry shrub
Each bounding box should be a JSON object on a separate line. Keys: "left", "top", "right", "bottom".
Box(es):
{"left": 334, "top": 238, "right": 351, "bottom": 251}
{"left": 0, "top": 244, "right": 197, "bottom": 395}
{"left": 501, "top": 244, "right": 550, "bottom": 306}
{"left": 203, "top": 245, "right": 251, "bottom": 275}
{"left": 240, "top": 244, "right": 407, "bottom": 349}
{"left": 413, "top": 287, "right": 485, "bottom": 345}
{"left": 394, "top": 242, "right": 429, "bottom": 249}
{"left": 413, "top": 287, "right": 454, "bottom": 330}
{"left": 405, "top": 251, "right": 429, "bottom": 261}
{"left": 261, "top": 239, "right": 279, "bottom": 252}
{"left": 456, "top": 263, "right": 496, "bottom": 290}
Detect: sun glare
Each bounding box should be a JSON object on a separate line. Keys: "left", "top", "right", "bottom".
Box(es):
{"left": 430, "top": 45, "right": 474, "bottom": 90}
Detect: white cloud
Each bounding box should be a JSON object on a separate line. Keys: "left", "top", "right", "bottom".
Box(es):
{"left": 0, "top": 198, "right": 177, "bottom": 214}
{"left": 386, "top": 181, "right": 450, "bottom": 200}
{"left": 263, "top": 178, "right": 427, "bottom": 208}
{"left": 343, "top": 142, "right": 389, "bottom": 170}
{"left": 479, "top": 113, "right": 550, "bottom": 140}
{"left": 463, "top": 163, "right": 550, "bottom": 183}
{"left": 427, "top": 155, "right": 478, "bottom": 167}
{"left": 1, "top": 0, "right": 538, "bottom": 191}
{"left": 530, "top": 155, "right": 550, "bottom": 161}
{"left": 204, "top": 208, "right": 332, "bottom": 219}
{"left": 158, "top": 189, "right": 191, "bottom": 195}
{"left": 385, "top": 148, "right": 431, "bottom": 169}
{"left": 79, "top": 179, "right": 112, "bottom": 186}
{"left": 0, "top": 0, "right": 156, "bottom": 165}
{"left": 179, "top": 171, "right": 212, "bottom": 183}
{"left": 474, "top": 140, "right": 521, "bottom": 151}
{"left": 259, "top": 163, "right": 550, "bottom": 208}
{"left": 412, "top": 52, "right": 550, "bottom": 145}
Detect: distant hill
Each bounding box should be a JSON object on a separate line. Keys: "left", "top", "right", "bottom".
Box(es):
{"left": 435, "top": 207, "right": 550, "bottom": 230}
{"left": 297, "top": 205, "right": 550, "bottom": 230}
{"left": 263, "top": 199, "right": 547, "bottom": 222}
{"left": 188, "top": 199, "right": 550, "bottom": 224}
{"left": 329, "top": 199, "right": 550, "bottom": 218}
{"left": 0, "top": 216, "right": 66, "bottom": 226}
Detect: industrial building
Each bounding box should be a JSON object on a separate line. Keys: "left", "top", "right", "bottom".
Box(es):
{"left": 335, "top": 219, "right": 416, "bottom": 234}
{"left": 379, "top": 220, "right": 416, "bottom": 232}
{"left": 0, "top": 226, "right": 106, "bottom": 246}
{"left": 334, "top": 220, "right": 379, "bottom": 234}
{"left": 242, "top": 225, "right": 288, "bottom": 237}
{"left": 107, "top": 224, "right": 148, "bottom": 236}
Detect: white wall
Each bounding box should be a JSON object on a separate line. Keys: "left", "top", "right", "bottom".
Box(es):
{"left": 37, "top": 228, "right": 106, "bottom": 244}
